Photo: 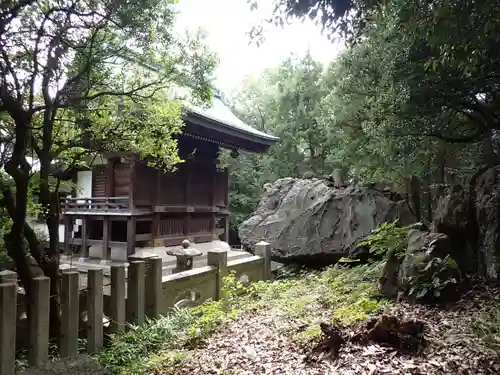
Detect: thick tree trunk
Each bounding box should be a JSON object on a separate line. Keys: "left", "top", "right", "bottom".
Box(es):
{"left": 4, "top": 157, "right": 33, "bottom": 295}
{"left": 38, "top": 180, "right": 62, "bottom": 340}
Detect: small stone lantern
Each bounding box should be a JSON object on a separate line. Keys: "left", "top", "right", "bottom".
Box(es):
{"left": 166, "top": 239, "right": 202, "bottom": 274}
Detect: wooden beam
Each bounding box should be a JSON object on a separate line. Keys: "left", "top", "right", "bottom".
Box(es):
{"left": 63, "top": 216, "right": 71, "bottom": 255}
{"left": 183, "top": 163, "right": 191, "bottom": 237}
{"left": 126, "top": 217, "right": 136, "bottom": 256}
{"left": 135, "top": 233, "right": 152, "bottom": 242}
{"left": 81, "top": 217, "right": 88, "bottom": 257}
{"left": 211, "top": 161, "right": 217, "bottom": 239}
{"left": 102, "top": 217, "right": 109, "bottom": 260}
{"left": 105, "top": 158, "right": 115, "bottom": 196}
{"left": 224, "top": 216, "right": 229, "bottom": 243}
{"left": 128, "top": 162, "right": 137, "bottom": 209}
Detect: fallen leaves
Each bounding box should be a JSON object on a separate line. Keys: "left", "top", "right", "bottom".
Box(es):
{"left": 160, "top": 282, "right": 500, "bottom": 375}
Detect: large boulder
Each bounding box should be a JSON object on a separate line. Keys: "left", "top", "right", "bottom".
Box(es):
{"left": 239, "top": 178, "right": 416, "bottom": 265}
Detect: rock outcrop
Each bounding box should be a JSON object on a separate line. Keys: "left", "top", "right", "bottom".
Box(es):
{"left": 239, "top": 178, "right": 416, "bottom": 265}
{"left": 433, "top": 165, "right": 500, "bottom": 280}
{"left": 379, "top": 229, "right": 461, "bottom": 301}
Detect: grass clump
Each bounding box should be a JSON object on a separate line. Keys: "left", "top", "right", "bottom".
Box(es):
{"left": 471, "top": 303, "right": 500, "bottom": 351}
{"left": 96, "top": 310, "right": 196, "bottom": 374}
{"left": 96, "top": 272, "right": 254, "bottom": 374}
{"left": 320, "top": 262, "right": 390, "bottom": 324}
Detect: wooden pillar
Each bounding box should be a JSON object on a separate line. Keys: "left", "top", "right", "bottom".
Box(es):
{"left": 102, "top": 217, "right": 109, "bottom": 260}
{"left": 211, "top": 162, "right": 217, "bottom": 239}
{"left": 105, "top": 158, "right": 115, "bottom": 196}
{"left": 224, "top": 216, "right": 229, "bottom": 243}
{"left": 129, "top": 160, "right": 137, "bottom": 209}
{"left": 63, "top": 215, "right": 71, "bottom": 255}
{"left": 223, "top": 168, "right": 229, "bottom": 207}
{"left": 126, "top": 216, "right": 136, "bottom": 256}
{"left": 183, "top": 163, "right": 191, "bottom": 237}
{"left": 81, "top": 216, "right": 88, "bottom": 257}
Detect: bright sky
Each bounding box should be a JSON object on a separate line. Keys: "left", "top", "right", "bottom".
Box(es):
{"left": 174, "top": 0, "right": 344, "bottom": 95}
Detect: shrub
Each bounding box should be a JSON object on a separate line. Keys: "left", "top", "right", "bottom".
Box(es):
{"left": 406, "top": 255, "right": 461, "bottom": 300}
{"left": 357, "top": 220, "right": 412, "bottom": 260}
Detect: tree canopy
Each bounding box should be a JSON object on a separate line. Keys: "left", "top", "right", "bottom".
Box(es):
{"left": 0, "top": 0, "right": 217, "bottom": 337}
{"left": 230, "top": 0, "right": 500, "bottom": 229}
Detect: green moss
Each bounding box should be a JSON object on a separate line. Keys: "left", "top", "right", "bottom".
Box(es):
{"left": 97, "top": 263, "right": 390, "bottom": 374}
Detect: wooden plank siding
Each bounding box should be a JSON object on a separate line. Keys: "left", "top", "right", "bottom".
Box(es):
{"left": 91, "top": 166, "right": 107, "bottom": 197}
{"left": 114, "top": 163, "right": 131, "bottom": 197}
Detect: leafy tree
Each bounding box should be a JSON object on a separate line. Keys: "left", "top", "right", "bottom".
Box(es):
{"left": 228, "top": 53, "right": 336, "bottom": 228}
{"left": 0, "top": 0, "right": 216, "bottom": 338}
{"left": 248, "top": 0, "right": 382, "bottom": 43}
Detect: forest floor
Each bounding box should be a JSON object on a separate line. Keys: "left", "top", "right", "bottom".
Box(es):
{"left": 97, "top": 263, "right": 500, "bottom": 375}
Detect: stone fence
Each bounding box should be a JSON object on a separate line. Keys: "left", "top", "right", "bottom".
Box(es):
{"left": 0, "top": 242, "right": 271, "bottom": 375}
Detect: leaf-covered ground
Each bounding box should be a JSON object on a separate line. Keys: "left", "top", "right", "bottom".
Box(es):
{"left": 99, "top": 263, "right": 500, "bottom": 375}
{"left": 167, "top": 292, "right": 500, "bottom": 374}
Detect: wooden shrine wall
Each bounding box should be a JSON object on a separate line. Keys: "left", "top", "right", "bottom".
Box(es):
{"left": 92, "top": 165, "right": 107, "bottom": 197}
{"left": 134, "top": 162, "right": 157, "bottom": 205}
{"left": 114, "top": 163, "right": 131, "bottom": 196}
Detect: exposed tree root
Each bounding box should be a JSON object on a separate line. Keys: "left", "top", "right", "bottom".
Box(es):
{"left": 309, "top": 314, "right": 426, "bottom": 361}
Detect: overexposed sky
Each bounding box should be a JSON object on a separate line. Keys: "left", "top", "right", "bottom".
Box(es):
{"left": 174, "top": 0, "right": 344, "bottom": 95}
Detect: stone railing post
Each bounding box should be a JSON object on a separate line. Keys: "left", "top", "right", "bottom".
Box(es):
{"left": 87, "top": 269, "right": 103, "bottom": 353}
{"left": 60, "top": 271, "right": 79, "bottom": 357}
{"left": 0, "top": 282, "right": 17, "bottom": 375}
{"left": 145, "top": 257, "right": 162, "bottom": 318}
{"left": 110, "top": 265, "right": 126, "bottom": 333}
{"left": 127, "top": 261, "right": 145, "bottom": 325}
{"left": 207, "top": 249, "right": 228, "bottom": 301}
{"left": 255, "top": 241, "right": 272, "bottom": 280}
{"left": 29, "top": 276, "right": 50, "bottom": 366}
{"left": 0, "top": 270, "right": 17, "bottom": 285}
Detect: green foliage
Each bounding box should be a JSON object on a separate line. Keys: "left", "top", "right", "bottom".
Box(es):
{"left": 97, "top": 265, "right": 391, "bottom": 373}
{"left": 96, "top": 311, "right": 196, "bottom": 375}
{"left": 406, "top": 255, "right": 460, "bottom": 300}
{"left": 228, "top": 53, "right": 341, "bottom": 228}
{"left": 0, "top": 0, "right": 217, "bottom": 289}
{"left": 96, "top": 272, "right": 255, "bottom": 374}
{"left": 358, "top": 221, "right": 412, "bottom": 260}
{"left": 472, "top": 304, "right": 500, "bottom": 352}
{"left": 235, "top": 0, "right": 500, "bottom": 234}
{"left": 320, "top": 262, "right": 390, "bottom": 324}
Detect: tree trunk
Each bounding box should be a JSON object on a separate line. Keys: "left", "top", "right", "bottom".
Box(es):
{"left": 409, "top": 175, "right": 421, "bottom": 221}
{"left": 38, "top": 180, "right": 63, "bottom": 340}
{"left": 425, "top": 172, "right": 432, "bottom": 225}
{"left": 4, "top": 157, "right": 33, "bottom": 295}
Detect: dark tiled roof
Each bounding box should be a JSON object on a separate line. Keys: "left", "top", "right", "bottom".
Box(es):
{"left": 185, "top": 93, "right": 278, "bottom": 142}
